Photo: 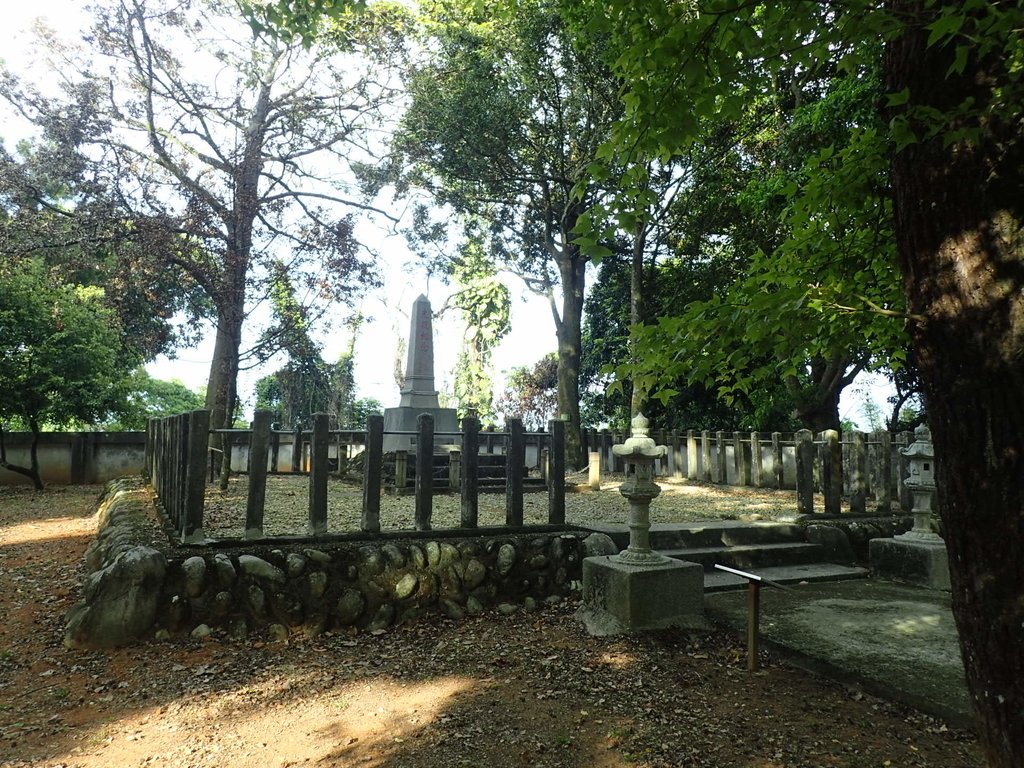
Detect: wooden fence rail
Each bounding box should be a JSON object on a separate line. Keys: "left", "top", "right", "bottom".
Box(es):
{"left": 145, "top": 411, "right": 566, "bottom": 542}
{"left": 580, "top": 426, "right": 915, "bottom": 515}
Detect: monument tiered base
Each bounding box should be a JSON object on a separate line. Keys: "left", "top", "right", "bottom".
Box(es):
{"left": 869, "top": 536, "right": 951, "bottom": 591}
{"left": 577, "top": 555, "right": 707, "bottom": 636}
{"left": 382, "top": 407, "right": 459, "bottom": 453}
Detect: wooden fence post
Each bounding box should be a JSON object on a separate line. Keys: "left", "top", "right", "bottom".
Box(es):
{"left": 506, "top": 418, "right": 525, "bottom": 526}
{"left": 588, "top": 449, "right": 601, "bottom": 490}
{"left": 291, "top": 424, "right": 302, "bottom": 474}
{"left": 876, "top": 431, "right": 893, "bottom": 512}
{"left": 246, "top": 409, "right": 272, "bottom": 539}
{"left": 686, "top": 430, "right": 698, "bottom": 480}
{"left": 736, "top": 431, "right": 752, "bottom": 486}
{"left": 771, "top": 432, "right": 784, "bottom": 489}
{"left": 415, "top": 413, "right": 434, "bottom": 531}
{"left": 308, "top": 413, "right": 329, "bottom": 535}
{"left": 850, "top": 430, "right": 868, "bottom": 515}
{"left": 751, "top": 432, "right": 763, "bottom": 487}
{"left": 548, "top": 419, "right": 566, "bottom": 524}
{"left": 183, "top": 409, "right": 210, "bottom": 543}
{"left": 361, "top": 415, "right": 383, "bottom": 533}
{"left": 822, "top": 429, "right": 842, "bottom": 516}
{"left": 795, "top": 429, "right": 815, "bottom": 515}
{"left": 396, "top": 450, "right": 408, "bottom": 491}
{"left": 701, "top": 430, "right": 712, "bottom": 483}
{"left": 461, "top": 416, "right": 479, "bottom": 529}
{"left": 715, "top": 431, "right": 727, "bottom": 484}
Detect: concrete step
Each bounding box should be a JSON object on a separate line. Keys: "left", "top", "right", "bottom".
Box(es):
{"left": 660, "top": 542, "right": 825, "bottom": 570}
{"left": 702, "top": 563, "right": 870, "bottom": 593}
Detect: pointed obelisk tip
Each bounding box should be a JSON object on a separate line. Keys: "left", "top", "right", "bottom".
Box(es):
{"left": 414, "top": 293, "right": 429, "bottom": 304}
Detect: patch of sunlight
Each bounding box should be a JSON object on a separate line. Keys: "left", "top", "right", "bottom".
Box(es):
{"left": 892, "top": 614, "right": 941, "bottom": 635}
{"left": 308, "top": 675, "right": 481, "bottom": 766}
{"left": 596, "top": 651, "right": 637, "bottom": 670}
{"left": 0, "top": 517, "right": 94, "bottom": 546}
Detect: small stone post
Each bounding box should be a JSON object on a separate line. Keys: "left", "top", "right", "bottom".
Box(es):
{"left": 308, "top": 412, "right": 329, "bottom": 535}
{"left": 686, "top": 429, "right": 698, "bottom": 480}
{"left": 588, "top": 451, "right": 602, "bottom": 490}
{"left": 795, "top": 429, "right": 815, "bottom": 515}
{"left": 460, "top": 416, "right": 479, "bottom": 529}
{"left": 396, "top": 450, "right": 409, "bottom": 491}
{"left": 245, "top": 409, "right": 272, "bottom": 539}
{"left": 751, "top": 431, "right": 763, "bottom": 487}
{"left": 361, "top": 415, "right": 383, "bottom": 533}
{"left": 771, "top": 432, "right": 784, "bottom": 489}
{"left": 715, "top": 431, "right": 727, "bottom": 484}
{"left": 415, "top": 413, "right": 434, "bottom": 531}
{"left": 822, "top": 429, "right": 842, "bottom": 516}
{"left": 850, "top": 431, "right": 867, "bottom": 515}
{"left": 700, "top": 430, "right": 712, "bottom": 483}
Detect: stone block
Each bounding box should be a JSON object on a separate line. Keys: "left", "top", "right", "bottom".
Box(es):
{"left": 577, "top": 556, "right": 707, "bottom": 636}
{"left": 869, "top": 537, "right": 951, "bottom": 591}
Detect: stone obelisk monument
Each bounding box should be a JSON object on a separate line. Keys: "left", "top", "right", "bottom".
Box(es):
{"left": 382, "top": 294, "right": 459, "bottom": 452}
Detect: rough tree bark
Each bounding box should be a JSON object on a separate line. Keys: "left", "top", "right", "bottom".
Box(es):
{"left": 553, "top": 242, "right": 587, "bottom": 471}
{"left": 887, "top": 2, "right": 1024, "bottom": 764}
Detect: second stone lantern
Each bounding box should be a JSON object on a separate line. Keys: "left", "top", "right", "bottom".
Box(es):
{"left": 577, "top": 413, "right": 707, "bottom": 635}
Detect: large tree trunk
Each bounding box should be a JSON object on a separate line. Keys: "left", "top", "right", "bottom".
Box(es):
{"left": 554, "top": 246, "right": 587, "bottom": 470}
{"left": 204, "top": 286, "right": 245, "bottom": 488}
{"left": 887, "top": 3, "right": 1024, "bottom": 764}
{"left": 788, "top": 356, "right": 859, "bottom": 432}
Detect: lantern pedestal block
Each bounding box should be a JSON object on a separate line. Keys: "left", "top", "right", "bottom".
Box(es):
{"left": 869, "top": 536, "right": 951, "bottom": 591}
{"left": 577, "top": 555, "right": 708, "bottom": 636}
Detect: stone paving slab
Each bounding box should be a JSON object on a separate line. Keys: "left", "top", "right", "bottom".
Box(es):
{"left": 705, "top": 578, "right": 974, "bottom": 729}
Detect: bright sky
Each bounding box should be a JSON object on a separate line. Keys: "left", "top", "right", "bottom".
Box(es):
{"left": 2, "top": 2, "right": 890, "bottom": 429}
{"left": 2, "top": 1, "right": 558, "bottom": 417}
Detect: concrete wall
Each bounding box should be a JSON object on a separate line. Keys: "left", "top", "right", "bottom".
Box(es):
{"left": 0, "top": 431, "right": 145, "bottom": 486}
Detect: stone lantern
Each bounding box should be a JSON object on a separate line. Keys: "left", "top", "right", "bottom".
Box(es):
{"left": 869, "top": 422, "right": 950, "bottom": 590}
{"left": 611, "top": 413, "right": 673, "bottom": 565}
{"left": 576, "top": 413, "right": 706, "bottom": 635}
{"left": 898, "top": 424, "right": 942, "bottom": 542}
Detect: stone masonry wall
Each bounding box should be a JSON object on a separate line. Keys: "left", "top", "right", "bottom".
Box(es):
{"left": 65, "top": 480, "right": 608, "bottom": 649}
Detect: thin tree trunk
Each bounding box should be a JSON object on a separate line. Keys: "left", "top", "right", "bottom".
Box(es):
{"left": 555, "top": 247, "right": 586, "bottom": 470}
{"left": 0, "top": 424, "right": 43, "bottom": 490}
{"left": 888, "top": 2, "right": 1024, "bottom": 763}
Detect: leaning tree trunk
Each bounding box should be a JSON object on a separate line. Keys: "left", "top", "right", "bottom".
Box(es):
{"left": 204, "top": 287, "right": 246, "bottom": 490}
{"left": 888, "top": 2, "right": 1024, "bottom": 764}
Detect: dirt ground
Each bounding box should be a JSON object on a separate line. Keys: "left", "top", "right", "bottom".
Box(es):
{"left": 0, "top": 483, "right": 983, "bottom": 768}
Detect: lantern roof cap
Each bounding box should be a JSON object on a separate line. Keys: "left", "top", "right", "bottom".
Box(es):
{"left": 612, "top": 412, "right": 667, "bottom": 458}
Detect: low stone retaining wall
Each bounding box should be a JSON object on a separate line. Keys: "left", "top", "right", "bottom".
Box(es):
{"left": 65, "top": 479, "right": 613, "bottom": 649}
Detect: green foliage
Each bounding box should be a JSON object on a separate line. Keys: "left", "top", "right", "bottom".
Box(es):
{"left": 495, "top": 354, "right": 558, "bottom": 431}
{"left": 102, "top": 370, "right": 205, "bottom": 431}
{"left": 448, "top": 235, "right": 511, "bottom": 422}
{"left": 0, "top": 260, "right": 137, "bottom": 434}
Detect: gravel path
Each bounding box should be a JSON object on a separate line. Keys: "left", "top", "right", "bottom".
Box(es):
{"left": 201, "top": 474, "right": 810, "bottom": 539}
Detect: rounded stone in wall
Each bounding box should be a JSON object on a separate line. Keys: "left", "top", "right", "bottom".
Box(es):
{"left": 286, "top": 553, "right": 307, "bottom": 578}
{"left": 238, "top": 555, "right": 286, "bottom": 585}
{"left": 336, "top": 589, "right": 365, "bottom": 626}
{"left": 382, "top": 544, "right": 406, "bottom": 568}
{"left": 408, "top": 544, "right": 427, "bottom": 570}
{"left": 247, "top": 585, "right": 266, "bottom": 617}
{"left": 182, "top": 556, "right": 208, "bottom": 598}
{"left": 438, "top": 543, "right": 460, "bottom": 569}
{"left": 528, "top": 554, "right": 549, "bottom": 569}
{"left": 360, "top": 546, "right": 384, "bottom": 576}
{"left": 364, "top": 580, "right": 387, "bottom": 603}
{"left": 369, "top": 604, "right": 395, "bottom": 631}
{"left": 211, "top": 590, "right": 233, "bottom": 618}
{"left": 583, "top": 533, "right": 618, "bottom": 557}
{"left": 307, "top": 570, "right": 328, "bottom": 600}
{"left": 439, "top": 598, "right": 465, "bottom": 619}
{"left": 496, "top": 544, "right": 517, "bottom": 577}
{"left": 213, "top": 553, "right": 237, "bottom": 588}
{"left": 304, "top": 548, "right": 332, "bottom": 565}
{"left": 466, "top": 595, "right": 484, "bottom": 614}
{"left": 425, "top": 541, "right": 441, "bottom": 569}
{"left": 463, "top": 559, "right": 487, "bottom": 590}
{"left": 394, "top": 573, "right": 419, "bottom": 600}
{"left": 439, "top": 566, "right": 463, "bottom": 602}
